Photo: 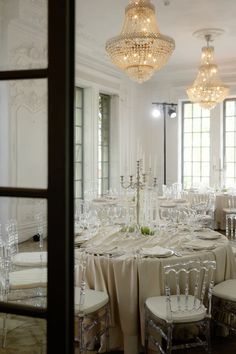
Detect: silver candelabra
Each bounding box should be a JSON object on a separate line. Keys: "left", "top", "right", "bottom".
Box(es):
{"left": 120, "top": 160, "right": 158, "bottom": 226}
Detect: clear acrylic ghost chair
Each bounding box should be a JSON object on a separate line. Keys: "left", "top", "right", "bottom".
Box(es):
{"left": 74, "top": 250, "right": 109, "bottom": 353}
{"left": 4, "top": 219, "right": 47, "bottom": 269}
{"left": 212, "top": 279, "right": 236, "bottom": 334}
{"left": 0, "top": 250, "right": 47, "bottom": 348}
{"left": 145, "top": 260, "right": 216, "bottom": 354}
{"left": 223, "top": 195, "right": 236, "bottom": 233}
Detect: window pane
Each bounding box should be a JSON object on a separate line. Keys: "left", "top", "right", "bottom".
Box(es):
{"left": 202, "top": 133, "right": 210, "bottom": 146}
{"left": 98, "top": 94, "right": 110, "bottom": 196}
{"left": 0, "top": 1, "right": 47, "bottom": 70}
{"left": 192, "top": 133, "right": 201, "bottom": 146}
{"left": 75, "top": 162, "right": 82, "bottom": 180}
{"left": 192, "top": 118, "right": 201, "bottom": 132}
{"left": 0, "top": 80, "right": 47, "bottom": 189}
{"left": 75, "top": 89, "right": 83, "bottom": 108}
{"left": 75, "top": 108, "right": 82, "bottom": 126}
{"left": 184, "top": 104, "right": 192, "bottom": 118}
{"left": 193, "top": 104, "right": 201, "bottom": 117}
{"left": 184, "top": 133, "right": 193, "bottom": 147}
{"left": 75, "top": 181, "right": 82, "bottom": 199}
{"left": 192, "top": 162, "right": 200, "bottom": 176}
{"left": 192, "top": 148, "right": 200, "bottom": 161}
{"left": 184, "top": 119, "right": 192, "bottom": 132}
{"left": 202, "top": 118, "right": 210, "bottom": 132}
{"left": 225, "top": 147, "right": 234, "bottom": 162}
{"left": 0, "top": 313, "right": 46, "bottom": 352}
{"left": 184, "top": 148, "right": 192, "bottom": 161}
{"left": 202, "top": 163, "right": 210, "bottom": 177}
{"left": 202, "top": 108, "right": 210, "bottom": 118}
{"left": 192, "top": 176, "right": 201, "bottom": 186}
{"left": 226, "top": 101, "right": 236, "bottom": 116}
{"left": 201, "top": 148, "right": 210, "bottom": 162}
{"left": 75, "top": 126, "right": 82, "bottom": 144}
{"left": 74, "top": 88, "right": 83, "bottom": 201}
{"left": 225, "top": 116, "right": 235, "bottom": 132}
{"left": 184, "top": 162, "right": 192, "bottom": 176}
{"left": 225, "top": 132, "right": 235, "bottom": 146}
{"left": 226, "top": 163, "right": 235, "bottom": 178}
{"left": 75, "top": 144, "right": 82, "bottom": 162}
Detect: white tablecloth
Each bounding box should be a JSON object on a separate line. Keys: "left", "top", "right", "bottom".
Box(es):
{"left": 75, "top": 227, "right": 236, "bottom": 354}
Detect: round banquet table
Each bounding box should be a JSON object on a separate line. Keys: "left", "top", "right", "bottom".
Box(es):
{"left": 74, "top": 227, "right": 236, "bottom": 354}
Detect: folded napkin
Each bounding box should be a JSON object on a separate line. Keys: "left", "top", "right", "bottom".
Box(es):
{"left": 141, "top": 245, "right": 173, "bottom": 257}
{"left": 183, "top": 240, "right": 217, "bottom": 250}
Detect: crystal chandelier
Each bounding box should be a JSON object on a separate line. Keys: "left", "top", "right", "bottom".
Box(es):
{"left": 187, "top": 29, "right": 229, "bottom": 110}
{"left": 105, "top": 0, "right": 175, "bottom": 83}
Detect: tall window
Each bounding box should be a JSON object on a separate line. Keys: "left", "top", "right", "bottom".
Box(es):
{"left": 223, "top": 98, "right": 236, "bottom": 187}
{"left": 182, "top": 102, "right": 211, "bottom": 188}
{"left": 98, "top": 94, "right": 110, "bottom": 196}
{"left": 75, "top": 87, "right": 83, "bottom": 201}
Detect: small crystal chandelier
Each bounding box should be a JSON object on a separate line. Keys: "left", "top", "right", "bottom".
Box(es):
{"left": 187, "top": 29, "right": 229, "bottom": 110}
{"left": 105, "top": 0, "right": 175, "bottom": 83}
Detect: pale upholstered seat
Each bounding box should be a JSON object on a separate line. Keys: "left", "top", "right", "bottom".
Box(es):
{"left": 212, "top": 279, "right": 236, "bottom": 301}
{"left": 146, "top": 295, "right": 206, "bottom": 323}
{"left": 75, "top": 251, "right": 109, "bottom": 353}
{"left": 9, "top": 268, "right": 47, "bottom": 290}
{"left": 212, "top": 279, "right": 236, "bottom": 334}
{"left": 74, "top": 287, "right": 109, "bottom": 315}
{"left": 145, "top": 260, "right": 216, "bottom": 354}
{"left": 12, "top": 251, "right": 47, "bottom": 267}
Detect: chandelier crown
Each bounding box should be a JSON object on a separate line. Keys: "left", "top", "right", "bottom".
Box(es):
{"left": 105, "top": 0, "right": 175, "bottom": 83}
{"left": 187, "top": 29, "right": 229, "bottom": 110}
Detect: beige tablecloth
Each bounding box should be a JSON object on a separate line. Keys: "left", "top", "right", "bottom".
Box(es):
{"left": 75, "top": 228, "right": 236, "bottom": 354}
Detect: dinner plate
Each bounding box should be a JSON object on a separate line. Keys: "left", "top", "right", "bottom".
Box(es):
{"left": 183, "top": 240, "right": 217, "bottom": 250}
{"left": 141, "top": 246, "right": 174, "bottom": 258}
{"left": 196, "top": 232, "right": 222, "bottom": 240}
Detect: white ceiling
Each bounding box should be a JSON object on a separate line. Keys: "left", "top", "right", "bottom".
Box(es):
{"left": 76, "top": 0, "right": 236, "bottom": 85}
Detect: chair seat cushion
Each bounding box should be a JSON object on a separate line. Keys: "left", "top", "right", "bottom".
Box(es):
{"left": 9, "top": 268, "right": 47, "bottom": 289}
{"left": 146, "top": 295, "right": 206, "bottom": 323}
{"left": 74, "top": 287, "right": 109, "bottom": 315}
{"left": 12, "top": 252, "right": 47, "bottom": 267}
{"left": 223, "top": 208, "right": 236, "bottom": 214}
{"left": 213, "top": 279, "right": 236, "bottom": 302}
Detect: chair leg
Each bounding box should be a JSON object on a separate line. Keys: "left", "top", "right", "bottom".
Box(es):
{"left": 166, "top": 325, "right": 173, "bottom": 354}
{"left": 104, "top": 304, "right": 110, "bottom": 352}
{"left": 2, "top": 313, "right": 7, "bottom": 348}
{"left": 205, "top": 319, "right": 212, "bottom": 354}
{"left": 78, "top": 316, "right": 85, "bottom": 354}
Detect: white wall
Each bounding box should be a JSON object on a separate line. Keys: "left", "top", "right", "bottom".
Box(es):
{"left": 0, "top": 0, "right": 47, "bottom": 242}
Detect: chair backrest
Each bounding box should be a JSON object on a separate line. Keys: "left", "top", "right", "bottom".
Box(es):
{"left": 74, "top": 249, "right": 87, "bottom": 313}
{"left": 5, "top": 219, "right": 19, "bottom": 259}
{"left": 228, "top": 195, "right": 236, "bottom": 209}
{"left": 164, "top": 260, "right": 216, "bottom": 321}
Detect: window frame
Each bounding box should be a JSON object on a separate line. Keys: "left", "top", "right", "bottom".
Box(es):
{"left": 223, "top": 97, "right": 236, "bottom": 187}
{"left": 0, "top": 1, "right": 75, "bottom": 353}
{"left": 98, "top": 93, "right": 110, "bottom": 196}
{"left": 181, "top": 101, "right": 211, "bottom": 188}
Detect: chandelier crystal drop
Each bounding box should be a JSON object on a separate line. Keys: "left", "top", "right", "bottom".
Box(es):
{"left": 105, "top": 0, "right": 175, "bottom": 83}
{"left": 187, "top": 32, "right": 229, "bottom": 110}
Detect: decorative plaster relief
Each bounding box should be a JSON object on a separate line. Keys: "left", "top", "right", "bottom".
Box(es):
{"left": 10, "top": 42, "right": 46, "bottom": 69}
